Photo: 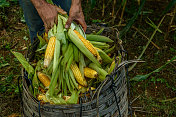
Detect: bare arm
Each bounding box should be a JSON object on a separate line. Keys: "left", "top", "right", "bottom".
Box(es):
{"left": 30, "top": 0, "right": 66, "bottom": 32}
{"left": 66, "top": 0, "right": 87, "bottom": 31}
{"left": 30, "top": 0, "right": 86, "bottom": 32}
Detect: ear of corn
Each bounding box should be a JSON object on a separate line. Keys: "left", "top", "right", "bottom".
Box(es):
{"left": 66, "top": 54, "right": 73, "bottom": 71}
{"left": 88, "top": 63, "right": 108, "bottom": 81}
{"left": 86, "top": 34, "right": 114, "bottom": 42}
{"left": 61, "top": 40, "right": 68, "bottom": 54}
{"left": 73, "top": 44, "right": 79, "bottom": 62}
{"left": 79, "top": 52, "right": 86, "bottom": 77}
{"left": 95, "top": 47, "right": 113, "bottom": 64}
{"left": 37, "top": 72, "right": 51, "bottom": 88}
{"left": 68, "top": 29, "right": 101, "bottom": 67}
{"left": 53, "top": 39, "right": 60, "bottom": 71}
{"left": 56, "top": 15, "right": 66, "bottom": 44}
{"left": 84, "top": 67, "right": 98, "bottom": 78}
{"left": 105, "top": 45, "right": 115, "bottom": 54}
{"left": 62, "top": 43, "right": 73, "bottom": 69}
{"left": 48, "top": 56, "right": 62, "bottom": 96}
{"left": 73, "top": 30, "right": 97, "bottom": 57}
{"left": 70, "top": 62, "right": 87, "bottom": 87}
{"left": 68, "top": 69, "right": 79, "bottom": 89}
{"left": 44, "top": 36, "right": 56, "bottom": 68}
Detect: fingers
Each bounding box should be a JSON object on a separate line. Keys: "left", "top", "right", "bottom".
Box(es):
{"left": 77, "top": 18, "right": 87, "bottom": 32}
{"left": 44, "top": 19, "right": 55, "bottom": 33}
{"left": 55, "top": 6, "right": 67, "bottom": 15}
{"left": 65, "top": 16, "right": 73, "bottom": 29}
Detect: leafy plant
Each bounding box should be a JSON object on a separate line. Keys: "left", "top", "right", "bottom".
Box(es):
{"left": 0, "top": 0, "right": 10, "bottom": 8}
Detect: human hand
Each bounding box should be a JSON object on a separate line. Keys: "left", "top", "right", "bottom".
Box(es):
{"left": 36, "top": 2, "right": 67, "bottom": 32}
{"left": 65, "top": 3, "right": 87, "bottom": 32}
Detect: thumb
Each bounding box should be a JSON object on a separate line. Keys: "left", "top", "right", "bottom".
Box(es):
{"left": 55, "top": 6, "right": 67, "bottom": 15}
{"left": 65, "top": 16, "right": 73, "bottom": 29}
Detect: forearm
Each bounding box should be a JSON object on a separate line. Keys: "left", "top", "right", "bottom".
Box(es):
{"left": 30, "top": 0, "right": 47, "bottom": 8}
{"left": 71, "top": 0, "right": 81, "bottom": 6}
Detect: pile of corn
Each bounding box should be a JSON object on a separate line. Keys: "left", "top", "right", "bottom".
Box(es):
{"left": 13, "top": 14, "right": 121, "bottom": 105}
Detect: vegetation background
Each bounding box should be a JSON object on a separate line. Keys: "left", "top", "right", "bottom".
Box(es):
{"left": 0, "top": 0, "right": 176, "bottom": 116}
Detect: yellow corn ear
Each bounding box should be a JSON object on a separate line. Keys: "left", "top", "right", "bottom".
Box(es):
{"left": 44, "top": 36, "right": 56, "bottom": 67}
{"left": 74, "top": 30, "right": 97, "bottom": 57}
{"left": 84, "top": 67, "right": 98, "bottom": 78}
{"left": 70, "top": 62, "right": 87, "bottom": 87}
{"left": 37, "top": 72, "right": 51, "bottom": 88}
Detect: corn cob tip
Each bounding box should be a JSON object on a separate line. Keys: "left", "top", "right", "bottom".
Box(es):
{"left": 84, "top": 67, "right": 98, "bottom": 79}
{"left": 94, "top": 73, "right": 98, "bottom": 78}
{"left": 98, "top": 58, "right": 102, "bottom": 64}
{"left": 44, "top": 59, "right": 49, "bottom": 68}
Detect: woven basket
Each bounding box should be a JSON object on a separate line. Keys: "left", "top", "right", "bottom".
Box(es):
{"left": 21, "top": 26, "right": 128, "bottom": 117}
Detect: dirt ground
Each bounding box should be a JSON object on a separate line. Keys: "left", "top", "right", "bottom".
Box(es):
{"left": 0, "top": 1, "right": 176, "bottom": 117}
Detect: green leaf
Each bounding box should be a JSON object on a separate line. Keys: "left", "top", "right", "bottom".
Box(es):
{"left": 37, "top": 34, "right": 46, "bottom": 48}
{"left": 46, "top": 0, "right": 54, "bottom": 4}
{"left": 90, "top": 0, "right": 96, "bottom": 9}
{"left": 0, "top": 63, "right": 10, "bottom": 69}
{"left": 56, "top": 15, "right": 66, "bottom": 44}
{"left": 66, "top": 90, "right": 80, "bottom": 104}
{"left": 130, "top": 74, "right": 151, "bottom": 81}
{"left": 96, "top": 28, "right": 105, "bottom": 35}
{"left": 11, "top": 51, "right": 34, "bottom": 75}
{"left": 131, "top": 56, "right": 176, "bottom": 81}
{"left": 146, "top": 18, "right": 162, "bottom": 33}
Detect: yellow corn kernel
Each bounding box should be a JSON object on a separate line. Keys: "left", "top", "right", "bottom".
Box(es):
{"left": 70, "top": 62, "right": 87, "bottom": 87}
{"left": 74, "top": 30, "right": 97, "bottom": 57}
{"left": 44, "top": 36, "right": 56, "bottom": 67}
{"left": 84, "top": 67, "right": 98, "bottom": 78}
{"left": 37, "top": 72, "right": 51, "bottom": 88}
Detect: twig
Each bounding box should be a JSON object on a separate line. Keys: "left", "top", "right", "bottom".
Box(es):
{"left": 160, "top": 97, "right": 176, "bottom": 102}
{"left": 134, "top": 110, "right": 152, "bottom": 113}
{"left": 131, "top": 95, "right": 141, "bottom": 104}
{"left": 164, "top": 5, "right": 176, "bottom": 40}
{"left": 118, "top": 0, "right": 127, "bottom": 26}
{"left": 132, "top": 26, "right": 160, "bottom": 49}
{"left": 112, "top": 0, "right": 116, "bottom": 17}
{"left": 129, "top": 15, "right": 166, "bottom": 71}
{"left": 102, "top": 0, "right": 105, "bottom": 17}
{"left": 169, "top": 63, "right": 176, "bottom": 69}
{"left": 132, "top": 107, "right": 143, "bottom": 109}
{"left": 112, "top": 4, "right": 122, "bottom": 25}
